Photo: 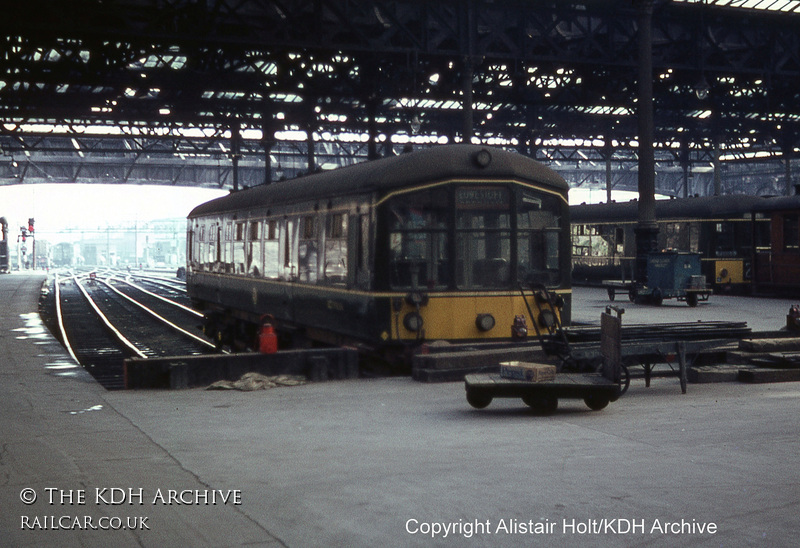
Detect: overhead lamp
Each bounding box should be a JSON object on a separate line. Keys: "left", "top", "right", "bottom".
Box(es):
{"left": 695, "top": 75, "right": 710, "bottom": 100}
{"left": 410, "top": 114, "right": 421, "bottom": 135}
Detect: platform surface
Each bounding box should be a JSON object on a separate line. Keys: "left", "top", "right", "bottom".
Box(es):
{"left": 2, "top": 274, "right": 800, "bottom": 547}
{"left": 571, "top": 285, "right": 798, "bottom": 331}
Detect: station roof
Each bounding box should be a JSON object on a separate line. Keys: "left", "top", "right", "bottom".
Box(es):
{"left": 675, "top": 0, "right": 800, "bottom": 13}
{"left": 1, "top": 0, "right": 799, "bottom": 194}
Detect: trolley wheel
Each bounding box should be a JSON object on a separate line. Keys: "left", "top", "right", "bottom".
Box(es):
{"left": 584, "top": 394, "right": 610, "bottom": 411}
{"left": 652, "top": 288, "right": 663, "bottom": 306}
{"left": 523, "top": 394, "right": 558, "bottom": 415}
{"left": 607, "top": 288, "right": 615, "bottom": 301}
{"left": 619, "top": 363, "right": 630, "bottom": 396}
{"left": 686, "top": 293, "right": 698, "bottom": 307}
{"left": 466, "top": 390, "right": 492, "bottom": 409}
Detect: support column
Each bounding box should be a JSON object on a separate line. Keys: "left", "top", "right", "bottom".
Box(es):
{"left": 604, "top": 140, "right": 614, "bottom": 203}
{"left": 634, "top": 0, "right": 658, "bottom": 287}
{"left": 785, "top": 138, "right": 794, "bottom": 196}
{"left": 461, "top": 0, "right": 475, "bottom": 144}
{"left": 681, "top": 140, "right": 690, "bottom": 198}
{"left": 462, "top": 59, "right": 474, "bottom": 143}
{"left": 262, "top": 137, "right": 274, "bottom": 185}
{"left": 713, "top": 136, "right": 721, "bottom": 196}
{"left": 262, "top": 112, "right": 276, "bottom": 185}
{"left": 230, "top": 119, "right": 241, "bottom": 192}
{"left": 306, "top": 119, "right": 315, "bottom": 173}
{"left": 367, "top": 98, "right": 379, "bottom": 160}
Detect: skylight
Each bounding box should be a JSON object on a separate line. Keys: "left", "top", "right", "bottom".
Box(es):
{"left": 674, "top": 0, "right": 800, "bottom": 14}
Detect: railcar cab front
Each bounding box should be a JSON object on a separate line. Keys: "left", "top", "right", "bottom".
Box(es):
{"left": 374, "top": 177, "right": 569, "bottom": 344}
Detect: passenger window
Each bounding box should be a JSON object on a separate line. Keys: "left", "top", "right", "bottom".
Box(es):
{"left": 248, "top": 221, "right": 261, "bottom": 276}
{"left": 280, "top": 219, "right": 298, "bottom": 280}
{"left": 298, "top": 216, "right": 318, "bottom": 283}
{"left": 263, "top": 220, "right": 280, "bottom": 278}
{"left": 324, "top": 213, "right": 347, "bottom": 285}
{"left": 783, "top": 214, "right": 799, "bottom": 252}
{"left": 223, "top": 222, "right": 233, "bottom": 272}
{"left": 234, "top": 222, "right": 246, "bottom": 273}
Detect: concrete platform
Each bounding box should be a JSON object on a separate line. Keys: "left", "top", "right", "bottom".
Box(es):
{"left": 571, "top": 285, "right": 798, "bottom": 332}
{"left": 0, "top": 274, "right": 280, "bottom": 547}
{"left": 3, "top": 274, "right": 800, "bottom": 547}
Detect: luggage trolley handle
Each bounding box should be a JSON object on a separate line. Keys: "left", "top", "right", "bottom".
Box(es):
{"left": 519, "top": 283, "right": 571, "bottom": 360}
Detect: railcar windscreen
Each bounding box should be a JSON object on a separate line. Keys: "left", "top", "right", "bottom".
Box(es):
{"left": 388, "top": 187, "right": 449, "bottom": 290}
{"left": 385, "top": 184, "right": 563, "bottom": 290}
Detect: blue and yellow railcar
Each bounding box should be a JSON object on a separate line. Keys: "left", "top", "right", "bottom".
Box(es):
{"left": 186, "top": 145, "right": 571, "bottom": 366}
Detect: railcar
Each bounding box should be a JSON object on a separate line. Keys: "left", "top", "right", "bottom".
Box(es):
{"left": 750, "top": 195, "right": 800, "bottom": 294}
{"left": 570, "top": 194, "right": 800, "bottom": 295}
{"left": 186, "top": 145, "right": 571, "bottom": 366}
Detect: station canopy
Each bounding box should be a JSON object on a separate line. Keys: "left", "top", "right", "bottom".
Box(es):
{"left": 1, "top": 0, "right": 799, "bottom": 198}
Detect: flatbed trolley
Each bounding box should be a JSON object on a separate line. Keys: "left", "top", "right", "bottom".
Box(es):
{"left": 464, "top": 307, "right": 625, "bottom": 413}
{"left": 603, "top": 279, "right": 633, "bottom": 302}
{"left": 602, "top": 253, "right": 711, "bottom": 307}
{"left": 464, "top": 371, "right": 622, "bottom": 413}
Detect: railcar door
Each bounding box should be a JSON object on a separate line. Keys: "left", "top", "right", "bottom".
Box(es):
{"left": 355, "top": 213, "right": 372, "bottom": 289}
{"left": 274, "top": 218, "right": 297, "bottom": 320}
{"left": 280, "top": 218, "right": 298, "bottom": 280}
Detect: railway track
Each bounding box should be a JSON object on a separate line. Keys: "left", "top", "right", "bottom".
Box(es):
{"left": 52, "top": 270, "right": 217, "bottom": 389}
{"left": 115, "top": 270, "right": 189, "bottom": 296}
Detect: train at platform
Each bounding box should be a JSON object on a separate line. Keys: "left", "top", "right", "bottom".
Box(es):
{"left": 571, "top": 194, "right": 800, "bottom": 295}
{"left": 186, "top": 145, "right": 572, "bottom": 367}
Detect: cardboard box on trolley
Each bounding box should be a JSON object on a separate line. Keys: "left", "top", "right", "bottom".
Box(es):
{"left": 499, "top": 361, "right": 557, "bottom": 383}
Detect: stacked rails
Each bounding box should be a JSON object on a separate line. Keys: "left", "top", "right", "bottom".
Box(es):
{"left": 561, "top": 321, "right": 754, "bottom": 375}
{"left": 564, "top": 321, "right": 752, "bottom": 344}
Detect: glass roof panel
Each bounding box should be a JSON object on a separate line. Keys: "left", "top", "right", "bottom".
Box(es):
{"left": 673, "top": 0, "right": 800, "bottom": 13}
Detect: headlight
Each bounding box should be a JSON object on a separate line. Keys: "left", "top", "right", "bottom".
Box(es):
{"left": 403, "top": 312, "right": 424, "bottom": 332}
{"left": 538, "top": 309, "right": 557, "bottom": 328}
{"left": 475, "top": 313, "right": 496, "bottom": 332}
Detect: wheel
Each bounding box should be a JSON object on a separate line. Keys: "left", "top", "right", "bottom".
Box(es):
{"left": 607, "top": 288, "right": 615, "bottom": 301}
{"left": 466, "top": 390, "right": 492, "bottom": 409}
{"left": 686, "top": 292, "right": 698, "bottom": 307}
{"left": 618, "top": 363, "right": 630, "bottom": 396}
{"left": 523, "top": 394, "right": 558, "bottom": 415}
{"left": 652, "top": 288, "right": 663, "bottom": 306}
{"left": 584, "top": 394, "right": 610, "bottom": 411}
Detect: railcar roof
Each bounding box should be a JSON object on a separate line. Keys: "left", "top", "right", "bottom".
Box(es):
{"left": 571, "top": 194, "right": 770, "bottom": 223}
{"left": 188, "top": 144, "right": 568, "bottom": 218}
{"left": 749, "top": 194, "right": 800, "bottom": 212}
